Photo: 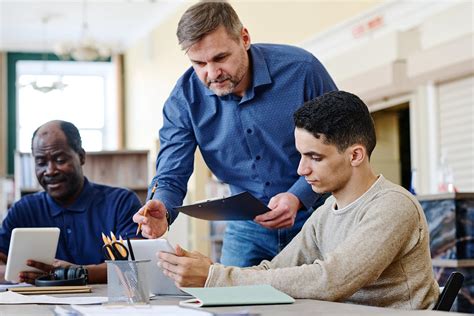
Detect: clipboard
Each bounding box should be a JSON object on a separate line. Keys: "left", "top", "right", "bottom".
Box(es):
{"left": 175, "top": 192, "right": 270, "bottom": 220}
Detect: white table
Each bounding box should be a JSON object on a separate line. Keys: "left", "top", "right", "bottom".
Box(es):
{"left": 0, "top": 284, "right": 469, "bottom": 315}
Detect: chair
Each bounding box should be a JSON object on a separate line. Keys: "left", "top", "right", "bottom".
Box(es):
{"left": 433, "top": 271, "right": 464, "bottom": 311}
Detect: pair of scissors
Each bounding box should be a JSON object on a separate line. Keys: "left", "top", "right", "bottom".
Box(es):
{"left": 102, "top": 232, "right": 129, "bottom": 261}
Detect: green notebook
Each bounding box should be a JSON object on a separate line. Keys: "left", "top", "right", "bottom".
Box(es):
{"left": 179, "top": 285, "right": 295, "bottom": 307}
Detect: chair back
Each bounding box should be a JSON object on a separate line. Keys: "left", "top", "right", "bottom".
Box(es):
{"left": 433, "top": 271, "right": 464, "bottom": 311}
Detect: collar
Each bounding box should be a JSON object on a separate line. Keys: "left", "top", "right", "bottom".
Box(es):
{"left": 204, "top": 45, "right": 272, "bottom": 101}
{"left": 48, "top": 177, "right": 93, "bottom": 217}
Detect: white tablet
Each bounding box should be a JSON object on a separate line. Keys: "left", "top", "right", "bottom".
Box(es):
{"left": 130, "top": 238, "right": 188, "bottom": 296}
{"left": 4, "top": 227, "right": 60, "bottom": 283}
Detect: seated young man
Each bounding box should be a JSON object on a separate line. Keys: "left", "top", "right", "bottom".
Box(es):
{"left": 155, "top": 91, "right": 439, "bottom": 309}
{"left": 0, "top": 120, "right": 141, "bottom": 283}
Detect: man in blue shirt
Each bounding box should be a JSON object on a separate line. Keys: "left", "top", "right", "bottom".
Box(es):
{"left": 0, "top": 120, "right": 141, "bottom": 283}
{"left": 133, "top": 1, "right": 337, "bottom": 267}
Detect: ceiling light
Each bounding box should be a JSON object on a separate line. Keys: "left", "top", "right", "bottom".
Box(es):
{"left": 53, "top": 0, "right": 112, "bottom": 61}
{"left": 29, "top": 79, "right": 68, "bottom": 93}
{"left": 23, "top": 16, "right": 68, "bottom": 93}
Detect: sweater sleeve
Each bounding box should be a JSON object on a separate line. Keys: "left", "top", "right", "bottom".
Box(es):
{"left": 205, "top": 191, "right": 421, "bottom": 301}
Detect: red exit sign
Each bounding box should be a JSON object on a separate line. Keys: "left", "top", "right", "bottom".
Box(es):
{"left": 352, "top": 15, "right": 384, "bottom": 38}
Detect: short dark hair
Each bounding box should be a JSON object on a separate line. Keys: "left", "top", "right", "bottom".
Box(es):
{"left": 293, "top": 91, "right": 376, "bottom": 157}
{"left": 177, "top": 1, "right": 243, "bottom": 51}
{"left": 31, "top": 120, "right": 83, "bottom": 154}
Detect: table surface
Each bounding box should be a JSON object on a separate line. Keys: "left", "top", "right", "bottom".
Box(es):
{"left": 0, "top": 284, "right": 470, "bottom": 316}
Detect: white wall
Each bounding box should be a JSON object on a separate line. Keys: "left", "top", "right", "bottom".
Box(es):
{"left": 302, "top": 1, "right": 474, "bottom": 194}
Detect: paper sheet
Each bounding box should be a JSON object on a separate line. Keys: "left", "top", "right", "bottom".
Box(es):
{"left": 0, "top": 290, "right": 107, "bottom": 305}
{"left": 70, "top": 304, "right": 212, "bottom": 316}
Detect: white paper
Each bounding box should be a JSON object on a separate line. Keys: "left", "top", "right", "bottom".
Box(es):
{"left": 71, "top": 304, "right": 212, "bottom": 316}
{"left": 0, "top": 290, "right": 107, "bottom": 305}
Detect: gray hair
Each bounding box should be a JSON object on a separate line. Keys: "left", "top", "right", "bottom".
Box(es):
{"left": 177, "top": 1, "right": 243, "bottom": 51}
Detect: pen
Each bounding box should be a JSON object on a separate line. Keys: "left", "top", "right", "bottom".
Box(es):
{"left": 136, "top": 182, "right": 158, "bottom": 235}
{"left": 126, "top": 237, "right": 136, "bottom": 261}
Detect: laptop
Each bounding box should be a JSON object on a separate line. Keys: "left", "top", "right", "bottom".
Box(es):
{"left": 130, "top": 239, "right": 189, "bottom": 296}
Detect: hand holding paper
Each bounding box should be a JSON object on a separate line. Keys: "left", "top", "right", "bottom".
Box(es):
{"left": 159, "top": 244, "right": 212, "bottom": 287}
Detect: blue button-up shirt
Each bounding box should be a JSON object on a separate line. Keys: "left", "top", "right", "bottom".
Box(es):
{"left": 153, "top": 43, "right": 337, "bottom": 222}
{"left": 0, "top": 178, "right": 141, "bottom": 265}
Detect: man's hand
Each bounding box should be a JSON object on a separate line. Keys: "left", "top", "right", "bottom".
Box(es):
{"left": 133, "top": 200, "right": 169, "bottom": 239}
{"left": 158, "top": 245, "right": 212, "bottom": 287}
{"left": 254, "top": 192, "right": 302, "bottom": 229}
{"left": 19, "top": 259, "right": 72, "bottom": 284}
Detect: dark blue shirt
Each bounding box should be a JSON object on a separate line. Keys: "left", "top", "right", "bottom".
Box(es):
{"left": 0, "top": 178, "right": 141, "bottom": 265}
{"left": 154, "top": 43, "right": 337, "bottom": 221}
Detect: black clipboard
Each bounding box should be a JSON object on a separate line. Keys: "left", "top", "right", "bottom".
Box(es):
{"left": 175, "top": 192, "right": 270, "bottom": 220}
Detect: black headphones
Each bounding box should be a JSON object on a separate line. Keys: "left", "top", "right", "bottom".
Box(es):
{"left": 35, "top": 265, "right": 88, "bottom": 287}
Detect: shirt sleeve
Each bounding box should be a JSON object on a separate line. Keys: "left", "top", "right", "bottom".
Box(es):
{"left": 153, "top": 90, "right": 198, "bottom": 224}
{"left": 304, "top": 56, "right": 338, "bottom": 100}
{"left": 206, "top": 192, "right": 422, "bottom": 301}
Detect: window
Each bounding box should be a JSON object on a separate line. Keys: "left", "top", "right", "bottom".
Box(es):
{"left": 16, "top": 60, "right": 117, "bottom": 152}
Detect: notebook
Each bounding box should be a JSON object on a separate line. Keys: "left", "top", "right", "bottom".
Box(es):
{"left": 180, "top": 285, "right": 295, "bottom": 307}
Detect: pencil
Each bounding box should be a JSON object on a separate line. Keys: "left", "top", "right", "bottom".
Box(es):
{"left": 114, "top": 233, "right": 128, "bottom": 258}
{"left": 136, "top": 182, "right": 158, "bottom": 235}
{"left": 102, "top": 232, "right": 115, "bottom": 261}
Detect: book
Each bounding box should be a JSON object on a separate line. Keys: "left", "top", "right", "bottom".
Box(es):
{"left": 9, "top": 285, "right": 91, "bottom": 295}
{"left": 179, "top": 285, "right": 295, "bottom": 307}
{"left": 175, "top": 192, "right": 270, "bottom": 221}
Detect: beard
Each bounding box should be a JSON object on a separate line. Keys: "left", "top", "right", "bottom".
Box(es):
{"left": 206, "top": 57, "right": 248, "bottom": 96}
{"left": 207, "top": 75, "right": 236, "bottom": 96}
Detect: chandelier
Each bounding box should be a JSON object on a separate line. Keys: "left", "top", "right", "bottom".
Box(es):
{"left": 20, "top": 16, "right": 68, "bottom": 93}
{"left": 28, "top": 76, "right": 68, "bottom": 93}
{"left": 53, "top": 0, "right": 112, "bottom": 61}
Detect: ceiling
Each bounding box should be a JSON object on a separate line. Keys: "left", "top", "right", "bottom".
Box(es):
{"left": 0, "top": 0, "right": 185, "bottom": 53}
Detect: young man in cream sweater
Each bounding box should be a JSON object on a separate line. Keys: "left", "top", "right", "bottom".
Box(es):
{"left": 157, "top": 91, "right": 439, "bottom": 309}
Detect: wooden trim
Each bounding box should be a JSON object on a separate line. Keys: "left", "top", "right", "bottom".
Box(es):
{"left": 0, "top": 52, "right": 6, "bottom": 176}
{"left": 114, "top": 54, "right": 125, "bottom": 150}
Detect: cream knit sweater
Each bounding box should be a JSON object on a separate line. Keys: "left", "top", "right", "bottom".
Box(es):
{"left": 205, "top": 176, "right": 439, "bottom": 309}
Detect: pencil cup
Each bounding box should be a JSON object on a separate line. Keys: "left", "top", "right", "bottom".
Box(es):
{"left": 106, "top": 260, "right": 150, "bottom": 305}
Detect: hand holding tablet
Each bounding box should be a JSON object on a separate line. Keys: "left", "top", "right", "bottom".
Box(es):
{"left": 4, "top": 228, "right": 60, "bottom": 283}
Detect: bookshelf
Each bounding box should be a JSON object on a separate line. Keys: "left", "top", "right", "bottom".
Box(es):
{"left": 14, "top": 150, "right": 149, "bottom": 203}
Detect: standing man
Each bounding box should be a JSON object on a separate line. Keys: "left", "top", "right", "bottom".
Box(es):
{"left": 133, "top": 1, "right": 337, "bottom": 267}
{"left": 0, "top": 120, "right": 141, "bottom": 283}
